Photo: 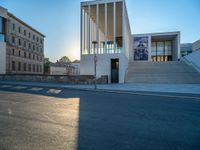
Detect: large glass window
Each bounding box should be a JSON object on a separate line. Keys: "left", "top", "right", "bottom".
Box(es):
{"left": 0, "top": 17, "right": 2, "bottom": 33}
{"left": 0, "top": 17, "right": 4, "bottom": 42}
{"left": 151, "top": 41, "right": 172, "bottom": 61}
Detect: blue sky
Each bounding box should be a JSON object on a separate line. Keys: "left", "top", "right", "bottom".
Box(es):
{"left": 1, "top": 0, "right": 200, "bottom": 62}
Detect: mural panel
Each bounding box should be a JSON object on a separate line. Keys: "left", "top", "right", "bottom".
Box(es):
{"left": 134, "top": 37, "right": 149, "bottom": 60}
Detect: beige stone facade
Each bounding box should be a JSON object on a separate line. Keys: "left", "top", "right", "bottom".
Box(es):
{"left": 0, "top": 6, "right": 45, "bottom": 74}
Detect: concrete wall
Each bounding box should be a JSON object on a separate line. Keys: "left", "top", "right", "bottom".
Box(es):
{"left": 183, "top": 49, "right": 200, "bottom": 72}
{"left": 0, "top": 42, "right": 6, "bottom": 74}
{"left": 0, "top": 74, "right": 108, "bottom": 84}
{"left": 192, "top": 40, "right": 200, "bottom": 51}
{"left": 50, "top": 66, "right": 66, "bottom": 75}
{"left": 80, "top": 53, "right": 127, "bottom": 83}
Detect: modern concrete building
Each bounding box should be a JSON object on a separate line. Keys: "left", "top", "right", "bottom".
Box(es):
{"left": 79, "top": 0, "right": 200, "bottom": 84}
{"left": 80, "top": 0, "right": 132, "bottom": 83}
{"left": 132, "top": 32, "right": 180, "bottom": 62}
{"left": 0, "top": 6, "right": 45, "bottom": 74}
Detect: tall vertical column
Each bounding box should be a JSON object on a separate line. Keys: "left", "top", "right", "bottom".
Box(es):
{"left": 122, "top": 0, "right": 125, "bottom": 54}
{"left": 104, "top": 3, "right": 107, "bottom": 54}
{"left": 113, "top": 2, "right": 116, "bottom": 53}
{"left": 96, "top": 4, "right": 99, "bottom": 54}
{"left": 88, "top": 5, "right": 91, "bottom": 54}
{"left": 83, "top": 9, "right": 85, "bottom": 54}
{"left": 80, "top": 7, "right": 82, "bottom": 55}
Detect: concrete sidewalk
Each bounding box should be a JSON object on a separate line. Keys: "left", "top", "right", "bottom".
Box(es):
{"left": 0, "top": 80, "right": 200, "bottom": 94}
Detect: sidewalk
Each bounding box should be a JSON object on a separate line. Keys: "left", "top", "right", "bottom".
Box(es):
{"left": 0, "top": 80, "right": 200, "bottom": 94}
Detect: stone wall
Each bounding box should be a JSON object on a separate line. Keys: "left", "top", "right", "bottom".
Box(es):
{"left": 0, "top": 74, "right": 108, "bottom": 84}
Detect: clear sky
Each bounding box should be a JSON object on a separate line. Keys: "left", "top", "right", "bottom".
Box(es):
{"left": 1, "top": 0, "right": 200, "bottom": 62}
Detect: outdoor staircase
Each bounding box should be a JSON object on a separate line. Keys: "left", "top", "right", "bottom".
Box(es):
{"left": 125, "top": 61, "right": 200, "bottom": 84}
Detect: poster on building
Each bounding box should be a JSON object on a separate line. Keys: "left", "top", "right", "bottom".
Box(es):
{"left": 133, "top": 37, "right": 149, "bottom": 60}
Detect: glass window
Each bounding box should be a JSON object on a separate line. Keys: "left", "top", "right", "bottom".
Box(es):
{"left": 151, "top": 42, "right": 156, "bottom": 56}
{"left": 157, "top": 42, "right": 164, "bottom": 56}
{"left": 0, "top": 17, "right": 2, "bottom": 33}
{"left": 165, "top": 41, "right": 172, "bottom": 55}
{"left": 13, "top": 23, "right": 15, "bottom": 31}
{"left": 29, "top": 43, "right": 31, "bottom": 49}
{"left": 18, "top": 39, "right": 21, "bottom": 46}
{"left": 18, "top": 62, "right": 21, "bottom": 71}
{"left": 12, "top": 36, "right": 15, "bottom": 44}
{"left": 28, "top": 64, "right": 31, "bottom": 72}
{"left": 24, "top": 52, "right": 26, "bottom": 58}
{"left": 19, "top": 50, "right": 21, "bottom": 56}
{"left": 24, "top": 63, "right": 27, "bottom": 71}
{"left": 12, "top": 49, "right": 15, "bottom": 55}
{"left": 24, "top": 30, "right": 26, "bottom": 36}
{"left": 12, "top": 61, "right": 15, "bottom": 71}
{"left": 33, "top": 34, "right": 35, "bottom": 40}
{"left": 33, "top": 64, "right": 35, "bottom": 72}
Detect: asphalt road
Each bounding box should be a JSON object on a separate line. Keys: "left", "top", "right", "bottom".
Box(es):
{"left": 0, "top": 84, "right": 200, "bottom": 150}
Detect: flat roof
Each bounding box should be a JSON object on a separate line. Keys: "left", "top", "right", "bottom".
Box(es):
{"left": 133, "top": 31, "right": 180, "bottom": 37}
{"left": 81, "top": 0, "right": 123, "bottom": 6}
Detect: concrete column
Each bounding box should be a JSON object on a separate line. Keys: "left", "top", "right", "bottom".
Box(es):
{"left": 88, "top": 6, "right": 91, "bottom": 54}
{"left": 80, "top": 7, "right": 82, "bottom": 56}
{"left": 105, "top": 3, "right": 107, "bottom": 54}
{"left": 148, "top": 35, "right": 151, "bottom": 61}
{"left": 83, "top": 9, "right": 85, "bottom": 54}
{"left": 122, "top": 0, "right": 125, "bottom": 54}
{"left": 96, "top": 4, "right": 99, "bottom": 54}
{"left": 113, "top": 2, "right": 116, "bottom": 53}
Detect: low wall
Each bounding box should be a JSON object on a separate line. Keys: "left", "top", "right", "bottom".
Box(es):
{"left": 182, "top": 49, "right": 200, "bottom": 72}
{"left": 0, "top": 74, "right": 108, "bottom": 84}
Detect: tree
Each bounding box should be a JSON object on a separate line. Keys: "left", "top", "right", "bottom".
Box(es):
{"left": 59, "top": 56, "right": 71, "bottom": 63}
{"left": 44, "top": 57, "right": 51, "bottom": 74}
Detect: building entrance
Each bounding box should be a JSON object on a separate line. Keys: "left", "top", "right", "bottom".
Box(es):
{"left": 111, "top": 59, "right": 119, "bottom": 83}
{"left": 151, "top": 41, "right": 172, "bottom": 61}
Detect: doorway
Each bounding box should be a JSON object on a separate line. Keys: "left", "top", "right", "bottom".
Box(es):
{"left": 111, "top": 59, "right": 119, "bottom": 83}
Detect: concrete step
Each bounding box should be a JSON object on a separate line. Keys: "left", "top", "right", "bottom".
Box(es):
{"left": 125, "top": 61, "right": 200, "bottom": 84}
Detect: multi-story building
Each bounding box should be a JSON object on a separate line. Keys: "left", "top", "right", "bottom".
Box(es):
{"left": 80, "top": 0, "right": 132, "bottom": 83}
{"left": 80, "top": 0, "right": 181, "bottom": 83}
{"left": 0, "top": 6, "right": 45, "bottom": 74}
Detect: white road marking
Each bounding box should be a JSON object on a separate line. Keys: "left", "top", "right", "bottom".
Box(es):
{"left": 29, "top": 87, "right": 43, "bottom": 91}
{"left": 1, "top": 85, "right": 13, "bottom": 88}
{"left": 47, "top": 89, "right": 62, "bottom": 94}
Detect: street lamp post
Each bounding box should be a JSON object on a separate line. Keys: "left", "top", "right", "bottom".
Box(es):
{"left": 92, "top": 41, "right": 98, "bottom": 89}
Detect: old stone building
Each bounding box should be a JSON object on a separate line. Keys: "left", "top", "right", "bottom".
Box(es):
{"left": 0, "top": 6, "right": 45, "bottom": 74}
